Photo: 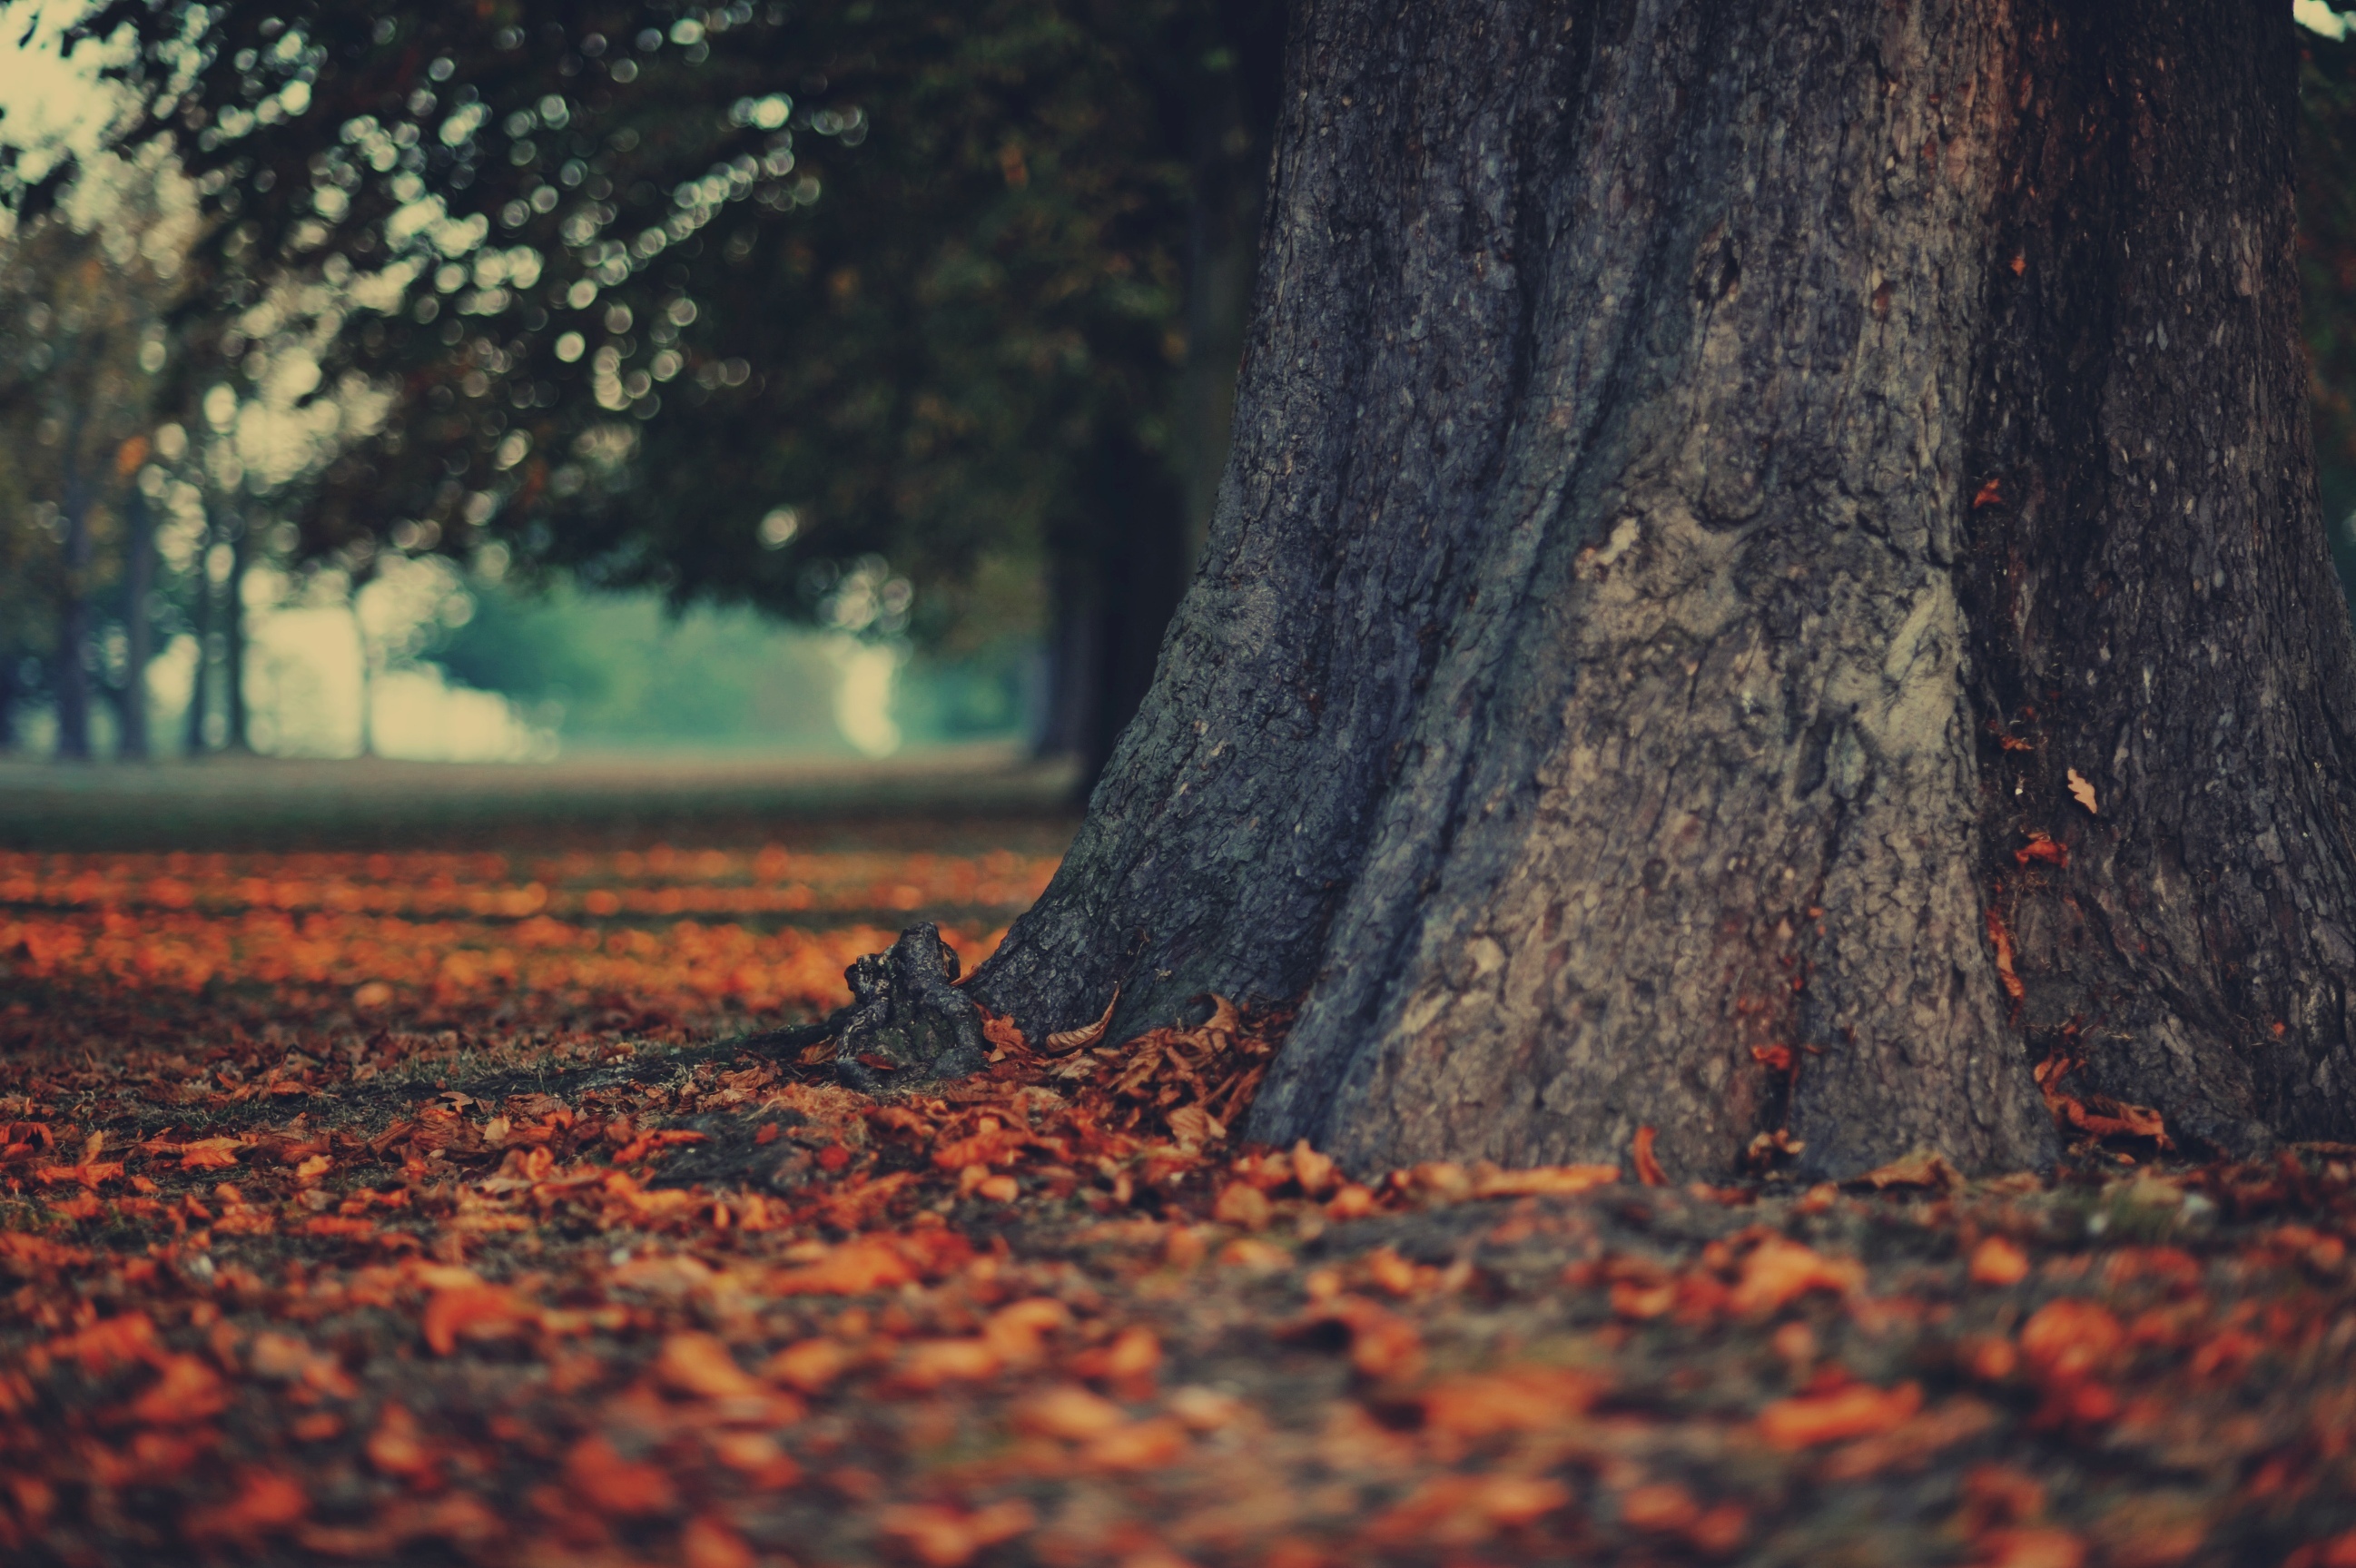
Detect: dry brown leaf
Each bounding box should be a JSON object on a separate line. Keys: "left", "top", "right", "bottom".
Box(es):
{"left": 1040, "top": 987, "right": 1120, "bottom": 1056}
{"left": 2067, "top": 768, "right": 2098, "bottom": 814}
{"left": 1850, "top": 1149, "right": 1960, "bottom": 1191}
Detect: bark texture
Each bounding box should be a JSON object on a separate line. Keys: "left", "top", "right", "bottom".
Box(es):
{"left": 971, "top": 0, "right": 2356, "bottom": 1178}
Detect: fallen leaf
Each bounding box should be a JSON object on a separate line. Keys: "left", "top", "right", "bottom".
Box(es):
{"left": 682, "top": 1514, "right": 756, "bottom": 1568}
{"left": 875, "top": 1500, "right": 1035, "bottom": 1568}
{"left": 1041, "top": 987, "right": 1120, "bottom": 1055}
{"left": 1730, "top": 1237, "right": 1865, "bottom": 1315}
{"left": 656, "top": 1332, "right": 764, "bottom": 1399}
{"left": 1852, "top": 1149, "right": 1960, "bottom": 1191}
{"left": 129, "top": 1355, "right": 229, "bottom": 1425}
{"left": 2019, "top": 1299, "right": 2124, "bottom": 1383}
{"left": 421, "top": 1285, "right": 532, "bottom": 1356}
{"left": 1759, "top": 1380, "right": 1923, "bottom": 1448}
{"left": 1970, "top": 1236, "right": 2032, "bottom": 1287}
{"left": 1632, "top": 1126, "right": 1668, "bottom": 1187}
{"left": 182, "top": 1467, "right": 307, "bottom": 1542}
{"left": 2067, "top": 769, "right": 2097, "bottom": 814}
{"left": 1469, "top": 1163, "right": 1620, "bottom": 1198}
{"left": 563, "top": 1434, "right": 678, "bottom": 1518}
{"left": 1214, "top": 1180, "right": 1271, "bottom": 1229}
{"left": 2016, "top": 833, "right": 2069, "bottom": 868}
{"left": 762, "top": 1336, "right": 850, "bottom": 1393}
{"left": 1978, "top": 1526, "right": 2089, "bottom": 1568}
{"left": 1986, "top": 909, "right": 2026, "bottom": 1001}
{"left": 1017, "top": 1383, "right": 1129, "bottom": 1441}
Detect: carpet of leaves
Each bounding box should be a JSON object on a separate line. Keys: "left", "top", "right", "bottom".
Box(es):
{"left": 5, "top": 837, "right": 2356, "bottom": 1568}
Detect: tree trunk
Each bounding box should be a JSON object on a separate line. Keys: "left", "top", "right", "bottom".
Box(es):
{"left": 222, "top": 512, "right": 252, "bottom": 753}
{"left": 116, "top": 488, "right": 155, "bottom": 761}
{"left": 971, "top": 0, "right": 2356, "bottom": 1178}
{"left": 0, "top": 656, "right": 19, "bottom": 754}
{"left": 184, "top": 505, "right": 217, "bottom": 755}
{"left": 53, "top": 482, "right": 94, "bottom": 764}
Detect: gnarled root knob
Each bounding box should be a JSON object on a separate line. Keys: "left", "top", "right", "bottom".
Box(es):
{"left": 832, "top": 923, "right": 988, "bottom": 1094}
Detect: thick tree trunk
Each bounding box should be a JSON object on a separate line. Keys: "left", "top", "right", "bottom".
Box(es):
{"left": 971, "top": 0, "right": 2356, "bottom": 1177}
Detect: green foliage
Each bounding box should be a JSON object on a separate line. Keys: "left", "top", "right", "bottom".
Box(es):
{"left": 46, "top": 0, "right": 1276, "bottom": 652}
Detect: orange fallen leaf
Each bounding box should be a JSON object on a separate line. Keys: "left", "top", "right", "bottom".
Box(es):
{"left": 656, "top": 1332, "right": 764, "bottom": 1399}
{"left": 1419, "top": 1368, "right": 1605, "bottom": 1437}
{"left": 1632, "top": 1126, "right": 1668, "bottom": 1187}
{"left": 1082, "top": 1415, "right": 1188, "bottom": 1472}
{"left": 763, "top": 1336, "right": 851, "bottom": 1393}
{"left": 981, "top": 1297, "right": 1071, "bottom": 1365}
{"left": 1214, "top": 1180, "right": 1272, "bottom": 1229}
{"left": 1974, "top": 478, "right": 2005, "bottom": 508}
{"left": 876, "top": 1500, "right": 1036, "bottom": 1568}
{"left": 1289, "top": 1139, "right": 1339, "bottom": 1198}
{"left": 421, "top": 1285, "right": 532, "bottom": 1356}
{"left": 563, "top": 1434, "right": 678, "bottom": 1518}
{"left": 2019, "top": 1298, "right": 2124, "bottom": 1383}
{"left": 366, "top": 1403, "right": 437, "bottom": 1479}
{"left": 1970, "top": 1236, "right": 2032, "bottom": 1287}
{"left": 1281, "top": 1295, "right": 1424, "bottom": 1382}
{"left": 129, "top": 1355, "right": 229, "bottom": 1425}
{"left": 1977, "top": 1526, "right": 2089, "bottom": 1568}
{"left": 1729, "top": 1237, "right": 1864, "bottom": 1316}
{"left": 895, "top": 1337, "right": 1002, "bottom": 1389}
{"left": 1986, "top": 909, "right": 2026, "bottom": 1001}
{"left": 764, "top": 1236, "right": 918, "bottom": 1296}
{"left": 1759, "top": 1380, "right": 1923, "bottom": 1448}
{"left": 1018, "top": 1385, "right": 1130, "bottom": 1441}
{"left": 1366, "top": 1473, "right": 1572, "bottom": 1545}
{"left": 182, "top": 1467, "right": 307, "bottom": 1542}
{"left": 682, "top": 1514, "right": 757, "bottom": 1568}
{"left": 178, "top": 1137, "right": 243, "bottom": 1171}
{"left": 1468, "top": 1163, "right": 1620, "bottom": 1198}
{"left": 1620, "top": 1481, "right": 1700, "bottom": 1533}
{"left": 2015, "top": 833, "right": 2069, "bottom": 868}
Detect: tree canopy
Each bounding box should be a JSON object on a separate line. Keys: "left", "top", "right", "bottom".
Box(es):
{"left": 25, "top": 1, "right": 1276, "bottom": 660}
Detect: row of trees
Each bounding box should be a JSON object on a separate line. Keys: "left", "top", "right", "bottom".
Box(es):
{"left": 0, "top": 1, "right": 1281, "bottom": 775}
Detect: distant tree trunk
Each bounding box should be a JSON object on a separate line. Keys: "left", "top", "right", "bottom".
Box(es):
{"left": 0, "top": 657, "right": 18, "bottom": 754}
{"left": 1038, "top": 14, "right": 1280, "bottom": 792}
{"left": 974, "top": 0, "right": 2356, "bottom": 1177}
{"left": 184, "top": 504, "right": 217, "bottom": 754}
{"left": 53, "top": 472, "right": 95, "bottom": 764}
{"left": 115, "top": 488, "right": 156, "bottom": 761}
{"left": 222, "top": 510, "right": 252, "bottom": 753}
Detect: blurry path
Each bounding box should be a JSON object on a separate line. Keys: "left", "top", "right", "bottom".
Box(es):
{"left": 0, "top": 743, "right": 1079, "bottom": 852}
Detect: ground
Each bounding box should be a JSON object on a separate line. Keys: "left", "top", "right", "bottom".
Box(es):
{"left": 3, "top": 756, "right": 2355, "bottom": 1568}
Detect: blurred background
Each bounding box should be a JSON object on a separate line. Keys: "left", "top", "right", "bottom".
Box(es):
{"left": 1, "top": 0, "right": 2355, "bottom": 794}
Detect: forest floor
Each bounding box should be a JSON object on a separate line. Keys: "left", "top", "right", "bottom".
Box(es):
{"left": 3, "top": 782, "right": 2355, "bottom": 1568}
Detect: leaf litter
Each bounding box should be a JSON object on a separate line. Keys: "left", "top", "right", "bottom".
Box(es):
{"left": 3, "top": 841, "right": 2356, "bottom": 1565}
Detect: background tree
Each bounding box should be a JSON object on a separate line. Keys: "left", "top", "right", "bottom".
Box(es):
{"left": 0, "top": 153, "right": 190, "bottom": 758}
{"left": 969, "top": 0, "right": 2356, "bottom": 1178}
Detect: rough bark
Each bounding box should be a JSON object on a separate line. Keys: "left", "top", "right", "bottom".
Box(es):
{"left": 971, "top": 0, "right": 2356, "bottom": 1178}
